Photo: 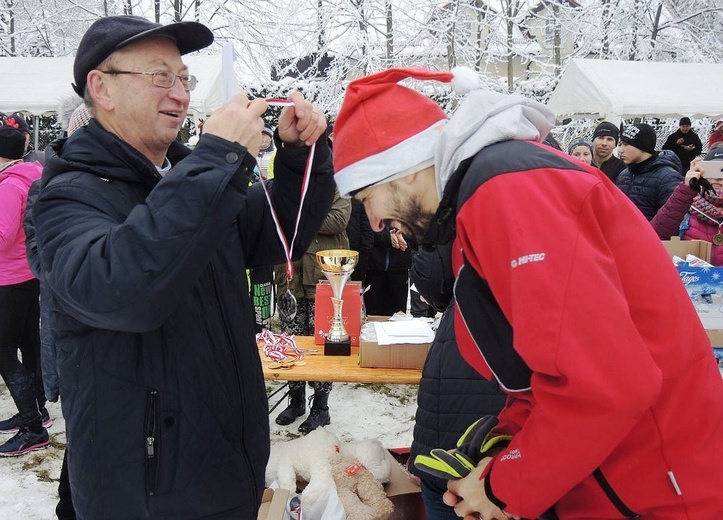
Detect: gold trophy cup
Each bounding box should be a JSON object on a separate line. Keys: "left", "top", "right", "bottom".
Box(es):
{"left": 315, "top": 249, "right": 359, "bottom": 356}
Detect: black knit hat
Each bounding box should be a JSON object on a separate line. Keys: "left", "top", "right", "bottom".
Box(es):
{"left": 620, "top": 123, "right": 657, "bottom": 154}
{"left": 3, "top": 113, "right": 30, "bottom": 135}
{"left": 679, "top": 117, "right": 692, "bottom": 126}
{"left": 592, "top": 121, "right": 619, "bottom": 144}
{"left": 0, "top": 127, "right": 27, "bottom": 160}
{"left": 73, "top": 16, "right": 214, "bottom": 97}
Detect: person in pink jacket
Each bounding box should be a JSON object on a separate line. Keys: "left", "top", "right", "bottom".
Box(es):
{"left": 333, "top": 66, "right": 723, "bottom": 519}
{"left": 0, "top": 127, "right": 47, "bottom": 456}
{"left": 650, "top": 149, "right": 723, "bottom": 267}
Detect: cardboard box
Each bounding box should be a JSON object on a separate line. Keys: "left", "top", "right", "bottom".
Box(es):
{"left": 359, "top": 316, "right": 432, "bottom": 369}
{"left": 261, "top": 452, "right": 423, "bottom": 520}
{"left": 257, "top": 488, "right": 290, "bottom": 520}
{"left": 383, "top": 451, "right": 425, "bottom": 520}
{"left": 314, "top": 281, "right": 363, "bottom": 346}
{"left": 676, "top": 264, "right": 723, "bottom": 329}
{"left": 675, "top": 264, "right": 723, "bottom": 348}
{"left": 706, "top": 329, "right": 723, "bottom": 348}
{"left": 662, "top": 236, "right": 712, "bottom": 262}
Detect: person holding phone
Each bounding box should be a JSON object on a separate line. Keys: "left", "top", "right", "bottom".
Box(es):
{"left": 676, "top": 150, "right": 723, "bottom": 264}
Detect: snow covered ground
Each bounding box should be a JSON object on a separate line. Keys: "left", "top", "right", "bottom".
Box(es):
{"left": 0, "top": 380, "right": 418, "bottom": 519}
{"left": 2, "top": 361, "right": 720, "bottom": 519}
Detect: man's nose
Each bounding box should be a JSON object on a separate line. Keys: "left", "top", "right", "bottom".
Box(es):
{"left": 368, "top": 216, "right": 385, "bottom": 232}
{"left": 169, "top": 78, "right": 190, "bottom": 101}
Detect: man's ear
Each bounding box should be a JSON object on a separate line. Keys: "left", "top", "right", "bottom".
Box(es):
{"left": 87, "top": 71, "right": 114, "bottom": 112}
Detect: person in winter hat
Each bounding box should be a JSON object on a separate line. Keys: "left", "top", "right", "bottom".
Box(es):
{"left": 662, "top": 116, "right": 702, "bottom": 173}
{"left": 615, "top": 123, "right": 684, "bottom": 220}
{"left": 66, "top": 104, "right": 91, "bottom": 136}
{"left": 670, "top": 148, "right": 723, "bottom": 265}
{"left": 2, "top": 112, "right": 45, "bottom": 165}
{"left": 590, "top": 121, "right": 625, "bottom": 182}
{"left": 32, "top": 14, "right": 335, "bottom": 520}
{"left": 566, "top": 138, "right": 593, "bottom": 165}
{"left": 709, "top": 119, "right": 723, "bottom": 149}
{"left": 0, "top": 127, "right": 48, "bottom": 456}
{"left": 333, "top": 66, "right": 723, "bottom": 519}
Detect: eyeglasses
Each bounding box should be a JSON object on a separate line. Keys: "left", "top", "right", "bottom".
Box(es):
{"left": 99, "top": 70, "right": 198, "bottom": 91}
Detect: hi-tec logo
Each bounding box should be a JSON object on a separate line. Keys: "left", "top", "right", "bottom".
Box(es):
{"left": 511, "top": 253, "right": 546, "bottom": 268}
{"left": 678, "top": 271, "right": 700, "bottom": 285}
{"left": 500, "top": 448, "right": 521, "bottom": 462}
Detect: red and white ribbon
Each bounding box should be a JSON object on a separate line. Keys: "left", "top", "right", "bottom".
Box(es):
{"left": 256, "top": 329, "right": 317, "bottom": 361}
{"left": 256, "top": 98, "right": 315, "bottom": 281}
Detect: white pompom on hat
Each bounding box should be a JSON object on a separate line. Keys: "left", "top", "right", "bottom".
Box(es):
{"left": 333, "top": 66, "right": 479, "bottom": 198}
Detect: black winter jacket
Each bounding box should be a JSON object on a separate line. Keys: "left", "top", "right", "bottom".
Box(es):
{"left": 33, "top": 121, "right": 335, "bottom": 519}
{"left": 615, "top": 150, "right": 683, "bottom": 220}
{"left": 408, "top": 244, "right": 506, "bottom": 486}
{"left": 368, "top": 228, "right": 412, "bottom": 271}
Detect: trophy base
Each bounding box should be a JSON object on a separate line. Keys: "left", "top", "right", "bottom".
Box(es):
{"left": 324, "top": 338, "right": 351, "bottom": 356}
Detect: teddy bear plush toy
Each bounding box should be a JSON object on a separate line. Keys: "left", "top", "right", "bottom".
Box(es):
{"left": 265, "top": 428, "right": 394, "bottom": 520}
{"left": 331, "top": 455, "right": 394, "bottom": 520}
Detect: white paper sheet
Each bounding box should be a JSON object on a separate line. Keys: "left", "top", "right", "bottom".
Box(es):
{"left": 373, "top": 321, "right": 436, "bottom": 345}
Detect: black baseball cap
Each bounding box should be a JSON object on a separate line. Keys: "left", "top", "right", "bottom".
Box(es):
{"left": 73, "top": 16, "right": 214, "bottom": 97}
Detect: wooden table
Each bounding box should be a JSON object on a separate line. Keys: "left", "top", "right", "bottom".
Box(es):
{"left": 261, "top": 335, "right": 422, "bottom": 384}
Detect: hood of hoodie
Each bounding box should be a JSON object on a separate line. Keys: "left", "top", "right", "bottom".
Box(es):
{"left": 42, "top": 119, "right": 191, "bottom": 189}
{"left": 0, "top": 160, "right": 42, "bottom": 188}
{"left": 433, "top": 89, "right": 556, "bottom": 197}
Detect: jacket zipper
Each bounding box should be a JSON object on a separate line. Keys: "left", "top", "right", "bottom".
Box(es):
{"left": 145, "top": 390, "right": 159, "bottom": 496}
{"left": 209, "top": 262, "right": 259, "bottom": 506}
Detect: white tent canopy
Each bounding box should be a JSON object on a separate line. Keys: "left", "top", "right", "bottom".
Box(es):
{"left": 547, "top": 59, "right": 723, "bottom": 124}
{"left": 1, "top": 53, "right": 238, "bottom": 118}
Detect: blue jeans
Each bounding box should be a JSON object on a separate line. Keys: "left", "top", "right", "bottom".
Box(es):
{"left": 421, "top": 477, "right": 459, "bottom": 520}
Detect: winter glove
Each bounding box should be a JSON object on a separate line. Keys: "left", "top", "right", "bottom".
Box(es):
{"left": 413, "top": 415, "right": 512, "bottom": 480}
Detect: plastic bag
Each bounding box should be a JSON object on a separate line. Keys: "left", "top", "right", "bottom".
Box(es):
{"left": 291, "top": 484, "right": 346, "bottom": 520}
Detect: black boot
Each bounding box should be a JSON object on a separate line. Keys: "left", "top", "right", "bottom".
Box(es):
{"left": 298, "top": 388, "right": 330, "bottom": 434}
{"left": 275, "top": 384, "right": 306, "bottom": 426}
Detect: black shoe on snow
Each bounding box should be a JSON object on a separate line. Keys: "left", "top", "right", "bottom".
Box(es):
{"left": 298, "top": 408, "right": 330, "bottom": 434}
{"left": 0, "top": 427, "right": 50, "bottom": 456}
{"left": 275, "top": 402, "right": 306, "bottom": 426}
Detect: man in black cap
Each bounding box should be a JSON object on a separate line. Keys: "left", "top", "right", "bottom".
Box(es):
{"left": 616, "top": 123, "right": 683, "bottom": 220}
{"left": 662, "top": 116, "right": 702, "bottom": 173}
{"left": 590, "top": 121, "right": 625, "bottom": 182}
{"left": 2, "top": 112, "right": 45, "bottom": 165}
{"left": 31, "top": 15, "right": 334, "bottom": 519}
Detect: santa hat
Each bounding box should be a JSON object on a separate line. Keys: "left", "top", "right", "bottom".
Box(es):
{"left": 333, "top": 66, "right": 480, "bottom": 198}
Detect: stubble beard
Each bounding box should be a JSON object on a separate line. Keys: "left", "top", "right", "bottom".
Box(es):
{"left": 399, "top": 195, "right": 435, "bottom": 244}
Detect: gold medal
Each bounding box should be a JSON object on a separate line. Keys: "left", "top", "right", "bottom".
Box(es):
{"left": 714, "top": 234, "right": 723, "bottom": 246}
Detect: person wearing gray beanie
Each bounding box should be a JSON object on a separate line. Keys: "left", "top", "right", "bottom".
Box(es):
{"left": 567, "top": 138, "right": 594, "bottom": 165}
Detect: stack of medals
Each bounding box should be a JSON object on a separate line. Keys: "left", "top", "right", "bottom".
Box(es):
{"left": 257, "top": 329, "right": 315, "bottom": 369}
